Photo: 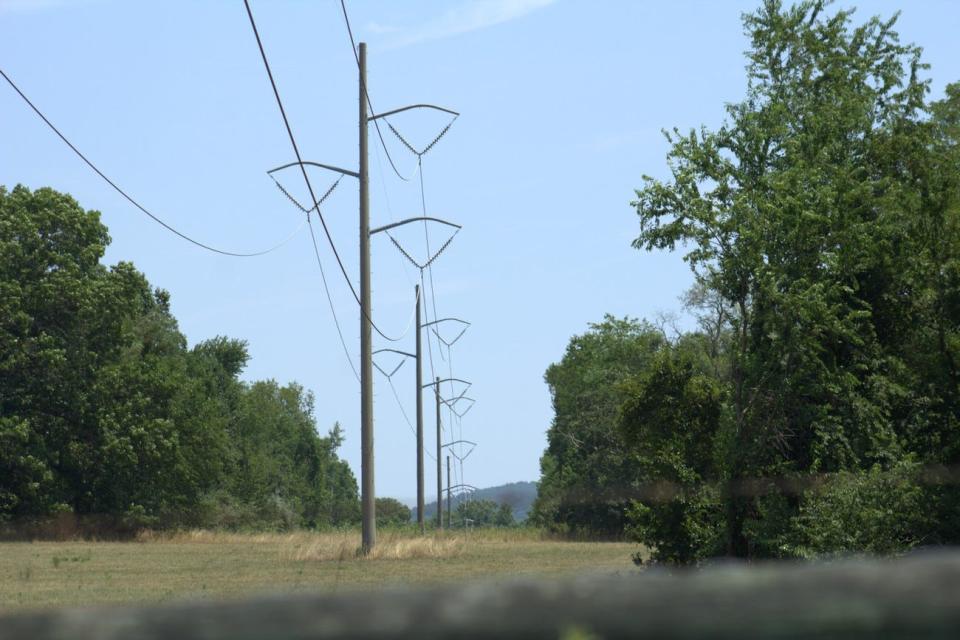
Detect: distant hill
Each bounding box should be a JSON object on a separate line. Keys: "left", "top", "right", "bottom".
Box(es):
{"left": 412, "top": 481, "right": 538, "bottom": 523}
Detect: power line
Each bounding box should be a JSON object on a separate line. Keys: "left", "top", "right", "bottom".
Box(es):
{"left": 243, "top": 0, "right": 357, "bottom": 286}
{"left": 307, "top": 217, "right": 360, "bottom": 383}
{"left": 338, "top": 0, "right": 412, "bottom": 182}
{"left": 383, "top": 369, "right": 437, "bottom": 463}
{"left": 244, "top": 0, "right": 406, "bottom": 344}
{"left": 0, "top": 66, "right": 303, "bottom": 258}
{"left": 419, "top": 159, "right": 447, "bottom": 364}
{"left": 372, "top": 128, "right": 419, "bottom": 289}
{"left": 338, "top": 1, "right": 471, "bottom": 526}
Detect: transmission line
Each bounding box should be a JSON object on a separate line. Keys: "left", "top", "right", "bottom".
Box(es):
{"left": 376, "top": 350, "right": 437, "bottom": 463}
{"left": 338, "top": 0, "right": 412, "bottom": 182}
{"left": 245, "top": 0, "right": 409, "bottom": 344}
{"left": 0, "top": 66, "right": 303, "bottom": 258}
{"left": 307, "top": 217, "right": 360, "bottom": 382}
{"left": 337, "top": 1, "right": 462, "bottom": 354}
{"left": 337, "top": 1, "right": 473, "bottom": 532}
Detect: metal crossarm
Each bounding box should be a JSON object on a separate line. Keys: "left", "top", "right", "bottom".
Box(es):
{"left": 422, "top": 377, "right": 471, "bottom": 391}
{"left": 369, "top": 216, "right": 461, "bottom": 236}
{"left": 369, "top": 103, "right": 460, "bottom": 121}
{"left": 268, "top": 160, "right": 359, "bottom": 179}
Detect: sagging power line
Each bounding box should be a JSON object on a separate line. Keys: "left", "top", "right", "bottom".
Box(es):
{"left": 252, "top": 0, "right": 472, "bottom": 551}
{"left": 0, "top": 67, "right": 304, "bottom": 258}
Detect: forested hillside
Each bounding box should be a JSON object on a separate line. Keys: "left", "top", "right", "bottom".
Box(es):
{"left": 418, "top": 481, "right": 538, "bottom": 523}
{"left": 534, "top": 0, "right": 960, "bottom": 562}
{"left": 0, "top": 185, "right": 359, "bottom": 533}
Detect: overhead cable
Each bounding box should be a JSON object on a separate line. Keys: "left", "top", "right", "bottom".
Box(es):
{"left": 0, "top": 66, "right": 302, "bottom": 258}
{"left": 338, "top": 0, "right": 412, "bottom": 182}
{"left": 244, "top": 0, "right": 407, "bottom": 343}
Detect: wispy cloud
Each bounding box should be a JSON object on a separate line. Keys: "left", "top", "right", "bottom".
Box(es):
{"left": 366, "top": 21, "right": 400, "bottom": 35}
{"left": 378, "top": 0, "right": 557, "bottom": 50}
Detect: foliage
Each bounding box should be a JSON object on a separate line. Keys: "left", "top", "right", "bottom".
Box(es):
{"left": 531, "top": 316, "right": 666, "bottom": 536}
{"left": 619, "top": 348, "right": 726, "bottom": 564}
{"left": 535, "top": 0, "right": 960, "bottom": 562}
{"left": 785, "top": 461, "right": 934, "bottom": 557}
{"left": 452, "top": 499, "right": 516, "bottom": 528}
{"left": 0, "top": 185, "right": 359, "bottom": 533}
{"left": 375, "top": 497, "right": 412, "bottom": 527}
{"left": 418, "top": 481, "right": 537, "bottom": 523}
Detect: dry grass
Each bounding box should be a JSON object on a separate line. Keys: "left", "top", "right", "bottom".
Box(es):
{"left": 289, "top": 534, "right": 463, "bottom": 561}
{"left": 0, "top": 529, "right": 642, "bottom": 611}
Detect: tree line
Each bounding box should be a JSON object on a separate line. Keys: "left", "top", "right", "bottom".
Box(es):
{"left": 533, "top": 0, "right": 960, "bottom": 563}
{"left": 0, "top": 185, "right": 359, "bottom": 533}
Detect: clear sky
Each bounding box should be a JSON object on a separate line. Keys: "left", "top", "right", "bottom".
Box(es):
{"left": 2, "top": 0, "right": 959, "bottom": 504}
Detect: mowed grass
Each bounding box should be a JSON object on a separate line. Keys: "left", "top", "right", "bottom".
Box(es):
{"left": 0, "top": 529, "right": 641, "bottom": 611}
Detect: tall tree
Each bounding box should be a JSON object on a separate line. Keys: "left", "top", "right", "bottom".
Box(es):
{"left": 631, "top": 0, "right": 954, "bottom": 557}
{"left": 532, "top": 316, "right": 667, "bottom": 535}
{"left": 0, "top": 185, "right": 360, "bottom": 532}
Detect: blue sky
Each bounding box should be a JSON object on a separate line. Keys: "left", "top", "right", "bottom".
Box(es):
{"left": 2, "top": 0, "right": 959, "bottom": 504}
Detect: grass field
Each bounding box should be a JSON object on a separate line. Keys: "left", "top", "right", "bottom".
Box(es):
{"left": 0, "top": 529, "right": 641, "bottom": 611}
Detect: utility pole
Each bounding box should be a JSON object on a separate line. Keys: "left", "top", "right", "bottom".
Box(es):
{"left": 266, "top": 39, "right": 461, "bottom": 553}
{"left": 436, "top": 376, "right": 442, "bottom": 530}
{"left": 447, "top": 455, "right": 452, "bottom": 529}
{"left": 358, "top": 42, "right": 375, "bottom": 554}
{"left": 415, "top": 285, "right": 424, "bottom": 533}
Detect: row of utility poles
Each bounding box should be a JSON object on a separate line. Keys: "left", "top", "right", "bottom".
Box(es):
{"left": 270, "top": 42, "right": 474, "bottom": 552}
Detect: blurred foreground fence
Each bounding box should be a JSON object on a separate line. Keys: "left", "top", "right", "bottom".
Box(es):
{"left": 2, "top": 551, "right": 960, "bottom": 639}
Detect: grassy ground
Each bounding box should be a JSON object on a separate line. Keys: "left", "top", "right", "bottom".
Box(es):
{"left": 0, "top": 529, "right": 641, "bottom": 611}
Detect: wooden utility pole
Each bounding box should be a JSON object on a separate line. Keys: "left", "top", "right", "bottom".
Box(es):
{"left": 358, "top": 42, "right": 375, "bottom": 553}
{"left": 436, "top": 376, "right": 442, "bottom": 530}
{"left": 447, "top": 455, "right": 452, "bottom": 529}
{"left": 415, "top": 285, "right": 424, "bottom": 533}
{"left": 263, "top": 32, "right": 461, "bottom": 553}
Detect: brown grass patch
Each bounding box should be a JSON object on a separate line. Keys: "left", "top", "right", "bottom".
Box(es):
{"left": 288, "top": 532, "right": 464, "bottom": 562}
{"left": 136, "top": 529, "right": 466, "bottom": 561}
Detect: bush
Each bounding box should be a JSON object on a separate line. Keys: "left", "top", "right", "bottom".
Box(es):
{"left": 788, "top": 461, "right": 933, "bottom": 557}
{"left": 627, "top": 486, "right": 725, "bottom": 565}
{"left": 376, "top": 497, "right": 412, "bottom": 527}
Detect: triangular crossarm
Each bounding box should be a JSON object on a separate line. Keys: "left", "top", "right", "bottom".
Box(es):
{"left": 444, "top": 439, "right": 477, "bottom": 463}
{"left": 423, "top": 317, "right": 470, "bottom": 348}
{"left": 370, "top": 104, "right": 459, "bottom": 159}
{"left": 268, "top": 160, "right": 359, "bottom": 179}
{"left": 373, "top": 347, "right": 416, "bottom": 359}
{"left": 270, "top": 174, "right": 343, "bottom": 216}
{"left": 370, "top": 217, "right": 461, "bottom": 236}
{"left": 373, "top": 359, "right": 404, "bottom": 379}
{"left": 443, "top": 439, "right": 477, "bottom": 449}
{"left": 372, "top": 348, "right": 415, "bottom": 379}
{"left": 440, "top": 395, "right": 475, "bottom": 417}
{"left": 370, "top": 104, "right": 459, "bottom": 122}
{"left": 422, "top": 377, "right": 471, "bottom": 391}
{"left": 451, "top": 397, "right": 476, "bottom": 419}
{"left": 371, "top": 217, "right": 461, "bottom": 271}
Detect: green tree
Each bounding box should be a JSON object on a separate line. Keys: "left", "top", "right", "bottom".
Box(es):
{"left": 531, "top": 316, "right": 667, "bottom": 536}
{"left": 494, "top": 502, "right": 516, "bottom": 527}
{"left": 619, "top": 347, "right": 725, "bottom": 564}
{"left": 375, "top": 497, "right": 412, "bottom": 527}
{"left": 0, "top": 185, "right": 360, "bottom": 533}
{"left": 630, "top": 0, "right": 950, "bottom": 557}
{"left": 453, "top": 499, "right": 514, "bottom": 528}
{"left": 0, "top": 185, "right": 227, "bottom": 522}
